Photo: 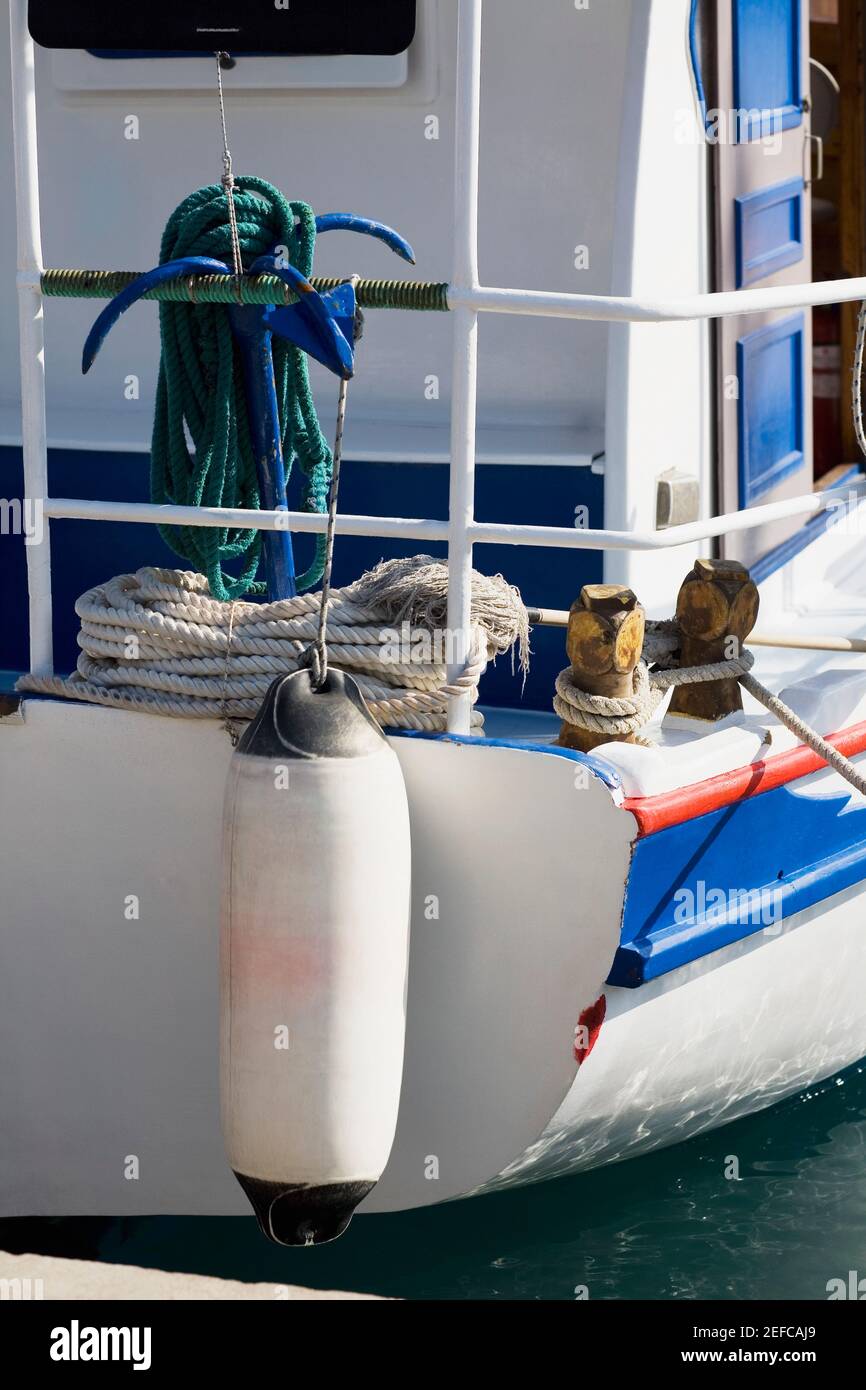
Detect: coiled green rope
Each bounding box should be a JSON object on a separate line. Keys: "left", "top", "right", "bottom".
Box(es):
{"left": 151, "top": 175, "right": 332, "bottom": 600}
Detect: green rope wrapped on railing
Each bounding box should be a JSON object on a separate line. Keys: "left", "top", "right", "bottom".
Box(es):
{"left": 41, "top": 267, "right": 450, "bottom": 312}
{"left": 143, "top": 176, "right": 340, "bottom": 599}
{"left": 41, "top": 178, "right": 449, "bottom": 602}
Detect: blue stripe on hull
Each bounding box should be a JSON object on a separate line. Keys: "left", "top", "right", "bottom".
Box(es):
{"left": 611, "top": 772, "right": 866, "bottom": 987}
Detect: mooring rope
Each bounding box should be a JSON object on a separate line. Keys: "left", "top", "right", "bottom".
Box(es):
{"left": 17, "top": 559, "right": 529, "bottom": 733}
{"left": 554, "top": 618, "right": 866, "bottom": 797}
{"left": 553, "top": 662, "right": 667, "bottom": 739}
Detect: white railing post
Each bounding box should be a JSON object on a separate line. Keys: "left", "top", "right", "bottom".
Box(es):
{"left": 446, "top": 0, "right": 483, "bottom": 735}
{"left": 10, "top": 0, "right": 52, "bottom": 674}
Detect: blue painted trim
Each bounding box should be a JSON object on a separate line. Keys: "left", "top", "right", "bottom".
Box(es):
{"left": 732, "top": 0, "right": 803, "bottom": 144}
{"left": 734, "top": 105, "right": 803, "bottom": 144}
{"left": 611, "top": 834, "right": 866, "bottom": 988}
{"left": 610, "top": 765, "right": 866, "bottom": 988}
{"left": 737, "top": 312, "right": 805, "bottom": 507}
{"left": 751, "top": 466, "right": 863, "bottom": 585}
{"left": 388, "top": 727, "right": 622, "bottom": 792}
{"left": 735, "top": 177, "right": 804, "bottom": 288}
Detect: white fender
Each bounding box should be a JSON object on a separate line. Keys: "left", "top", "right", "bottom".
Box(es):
{"left": 220, "top": 669, "right": 411, "bottom": 1244}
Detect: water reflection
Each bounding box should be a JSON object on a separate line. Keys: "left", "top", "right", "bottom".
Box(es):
{"left": 4, "top": 1063, "right": 864, "bottom": 1300}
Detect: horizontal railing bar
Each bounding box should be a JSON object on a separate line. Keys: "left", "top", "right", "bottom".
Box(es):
{"left": 37, "top": 269, "right": 449, "bottom": 312}
{"left": 43, "top": 497, "right": 450, "bottom": 542}
{"left": 36, "top": 269, "right": 866, "bottom": 322}
{"left": 43, "top": 482, "right": 864, "bottom": 551}
{"left": 450, "top": 276, "right": 866, "bottom": 323}
{"left": 468, "top": 486, "right": 861, "bottom": 548}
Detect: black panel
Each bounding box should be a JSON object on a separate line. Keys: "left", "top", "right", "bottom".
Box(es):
{"left": 28, "top": 2, "right": 416, "bottom": 56}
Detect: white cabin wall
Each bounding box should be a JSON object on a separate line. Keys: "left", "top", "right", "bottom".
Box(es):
{"left": 0, "top": 0, "right": 633, "bottom": 476}
{"left": 603, "top": 0, "right": 711, "bottom": 612}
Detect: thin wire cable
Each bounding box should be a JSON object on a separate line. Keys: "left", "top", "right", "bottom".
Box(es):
{"left": 304, "top": 374, "right": 350, "bottom": 689}
{"left": 214, "top": 52, "right": 244, "bottom": 298}
{"left": 300, "top": 276, "right": 359, "bottom": 689}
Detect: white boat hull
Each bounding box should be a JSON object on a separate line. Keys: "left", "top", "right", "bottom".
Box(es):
{"left": 1, "top": 695, "right": 865, "bottom": 1218}
{"left": 476, "top": 879, "right": 866, "bottom": 1198}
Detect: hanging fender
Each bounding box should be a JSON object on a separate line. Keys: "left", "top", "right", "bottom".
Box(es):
{"left": 220, "top": 669, "right": 412, "bottom": 1245}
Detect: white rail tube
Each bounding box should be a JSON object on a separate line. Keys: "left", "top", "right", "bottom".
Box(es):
{"left": 446, "top": 0, "right": 483, "bottom": 735}
{"left": 43, "top": 497, "right": 450, "bottom": 542}
{"left": 524, "top": 611, "right": 866, "bottom": 654}
{"left": 448, "top": 274, "right": 866, "bottom": 323}
{"left": 10, "top": 0, "right": 52, "bottom": 674}
{"left": 44, "top": 480, "right": 862, "bottom": 551}
{"left": 469, "top": 484, "right": 859, "bottom": 549}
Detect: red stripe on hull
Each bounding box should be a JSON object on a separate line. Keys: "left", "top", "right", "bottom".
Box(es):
{"left": 574, "top": 995, "right": 606, "bottom": 1066}
{"left": 623, "top": 719, "right": 866, "bottom": 836}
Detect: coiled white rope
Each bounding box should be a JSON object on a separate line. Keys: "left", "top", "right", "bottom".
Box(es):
{"left": 17, "top": 557, "right": 530, "bottom": 733}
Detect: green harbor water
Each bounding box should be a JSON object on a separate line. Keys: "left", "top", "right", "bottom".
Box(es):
{"left": 4, "top": 1061, "right": 864, "bottom": 1301}
{"left": 26, "top": 1059, "right": 860, "bottom": 1301}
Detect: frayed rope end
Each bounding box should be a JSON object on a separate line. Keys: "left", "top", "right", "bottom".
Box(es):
{"left": 349, "top": 554, "right": 531, "bottom": 680}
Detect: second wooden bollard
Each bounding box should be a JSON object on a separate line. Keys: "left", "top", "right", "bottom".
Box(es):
{"left": 667, "top": 558, "right": 759, "bottom": 721}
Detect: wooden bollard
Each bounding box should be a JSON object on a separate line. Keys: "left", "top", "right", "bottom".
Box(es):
{"left": 558, "top": 584, "right": 645, "bottom": 753}
{"left": 667, "top": 557, "right": 759, "bottom": 721}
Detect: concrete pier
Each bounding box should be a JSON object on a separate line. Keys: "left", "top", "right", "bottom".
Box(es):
{"left": 0, "top": 1250, "right": 383, "bottom": 1300}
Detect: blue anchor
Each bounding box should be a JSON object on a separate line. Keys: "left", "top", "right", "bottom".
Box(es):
{"left": 82, "top": 214, "right": 415, "bottom": 601}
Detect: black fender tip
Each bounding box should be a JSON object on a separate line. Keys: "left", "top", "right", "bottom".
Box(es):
{"left": 234, "top": 1173, "right": 376, "bottom": 1246}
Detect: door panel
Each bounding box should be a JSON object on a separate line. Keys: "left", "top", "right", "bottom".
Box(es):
{"left": 734, "top": 176, "right": 805, "bottom": 286}
{"left": 715, "top": 0, "right": 813, "bottom": 566}
{"left": 737, "top": 312, "right": 806, "bottom": 505}
{"left": 733, "top": 0, "right": 803, "bottom": 137}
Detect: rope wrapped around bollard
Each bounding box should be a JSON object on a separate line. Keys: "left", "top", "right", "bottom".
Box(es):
{"left": 554, "top": 616, "right": 866, "bottom": 800}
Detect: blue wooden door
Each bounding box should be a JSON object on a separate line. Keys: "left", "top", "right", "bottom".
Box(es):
{"left": 714, "top": 0, "right": 812, "bottom": 567}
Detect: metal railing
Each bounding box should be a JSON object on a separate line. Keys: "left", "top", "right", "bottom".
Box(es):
{"left": 9, "top": 0, "right": 866, "bottom": 733}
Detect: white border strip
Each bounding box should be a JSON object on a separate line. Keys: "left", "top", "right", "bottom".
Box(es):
{"left": 10, "top": 0, "right": 52, "bottom": 674}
